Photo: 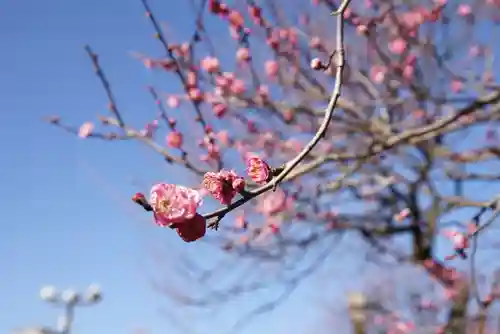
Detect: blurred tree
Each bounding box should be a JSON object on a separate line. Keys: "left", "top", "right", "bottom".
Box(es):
{"left": 49, "top": 0, "right": 500, "bottom": 332}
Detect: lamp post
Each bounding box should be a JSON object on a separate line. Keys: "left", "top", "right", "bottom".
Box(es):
{"left": 13, "top": 285, "right": 102, "bottom": 334}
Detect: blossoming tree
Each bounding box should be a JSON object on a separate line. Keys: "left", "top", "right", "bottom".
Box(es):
{"left": 48, "top": 0, "right": 500, "bottom": 332}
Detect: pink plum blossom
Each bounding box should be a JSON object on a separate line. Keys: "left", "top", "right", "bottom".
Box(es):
{"left": 246, "top": 154, "right": 271, "bottom": 184}
{"left": 149, "top": 183, "right": 202, "bottom": 227}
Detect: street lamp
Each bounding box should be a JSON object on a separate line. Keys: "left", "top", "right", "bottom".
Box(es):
{"left": 11, "top": 328, "right": 58, "bottom": 334}
{"left": 16, "top": 285, "right": 102, "bottom": 334}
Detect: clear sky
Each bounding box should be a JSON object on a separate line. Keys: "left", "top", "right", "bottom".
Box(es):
{"left": 3, "top": 0, "right": 500, "bottom": 333}
{"left": 0, "top": 1, "right": 357, "bottom": 333}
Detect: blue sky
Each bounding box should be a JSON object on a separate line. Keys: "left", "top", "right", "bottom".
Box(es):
{"left": 3, "top": 0, "right": 500, "bottom": 333}
{"left": 0, "top": 1, "right": 355, "bottom": 333}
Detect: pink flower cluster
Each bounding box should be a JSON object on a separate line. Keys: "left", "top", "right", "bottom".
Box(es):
{"left": 203, "top": 169, "right": 245, "bottom": 205}
{"left": 202, "top": 155, "right": 272, "bottom": 205}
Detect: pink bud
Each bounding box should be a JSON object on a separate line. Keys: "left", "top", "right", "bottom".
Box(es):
{"left": 232, "top": 177, "right": 246, "bottom": 192}
{"left": 143, "top": 58, "right": 155, "bottom": 69}
{"left": 236, "top": 48, "right": 251, "bottom": 62}
{"left": 167, "top": 131, "right": 183, "bottom": 148}
{"left": 201, "top": 56, "right": 220, "bottom": 73}
{"left": 228, "top": 10, "right": 244, "bottom": 28}
{"left": 230, "top": 79, "right": 246, "bottom": 95}
{"left": 265, "top": 60, "right": 279, "bottom": 78}
{"left": 370, "top": 66, "right": 386, "bottom": 83}
{"left": 186, "top": 71, "right": 197, "bottom": 88}
{"left": 215, "top": 75, "right": 229, "bottom": 88}
{"left": 356, "top": 25, "right": 368, "bottom": 35}
{"left": 248, "top": 5, "right": 263, "bottom": 25}
{"left": 212, "top": 103, "right": 228, "bottom": 117}
{"left": 167, "top": 96, "right": 180, "bottom": 108}
{"left": 208, "top": 0, "right": 229, "bottom": 15}
{"left": 257, "top": 85, "right": 269, "bottom": 100}
{"left": 402, "top": 65, "right": 415, "bottom": 80}
{"left": 457, "top": 4, "right": 472, "bottom": 16}
{"left": 469, "top": 45, "right": 481, "bottom": 57}
{"left": 310, "top": 58, "right": 324, "bottom": 70}
{"left": 235, "top": 214, "right": 248, "bottom": 229}
{"left": 78, "top": 122, "right": 94, "bottom": 138}
{"left": 343, "top": 8, "right": 352, "bottom": 18}
{"left": 216, "top": 130, "right": 230, "bottom": 146}
{"left": 389, "top": 38, "right": 407, "bottom": 55}
{"left": 188, "top": 88, "right": 204, "bottom": 102}
{"left": 451, "top": 80, "right": 464, "bottom": 93}
{"left": 267, "top": 35, "right": 280, "bottom": 50}
{"left": 269, "top": 223, "right": 280, "bottom": 234}
{"left": 395, "top": 208, "right": 411, "bottom": 222}
{"left": 310, "top": 36, "right": 322, "bottom": 49}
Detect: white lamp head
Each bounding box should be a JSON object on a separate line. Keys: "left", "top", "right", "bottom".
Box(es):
{"left": 39, "top": 286, "right": 58, "bottom": 302}
{"left": 85, "top": 284, "right": 102, "bottom": 303}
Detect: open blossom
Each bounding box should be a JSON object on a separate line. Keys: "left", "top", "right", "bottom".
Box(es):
{"left": 246, "top": 154, "right": 271, "bottom": 184}
{"left": 78, "top": 122, "right": 94, "bottom": 138}
{"left": 175, "top": 213, "right": 207, "bottom": 242}
{"left": 203, "top": 170, "right": 245, "bottom": 204}
{"left": 149, "top": 183, "right": 202, "bottom": 227}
